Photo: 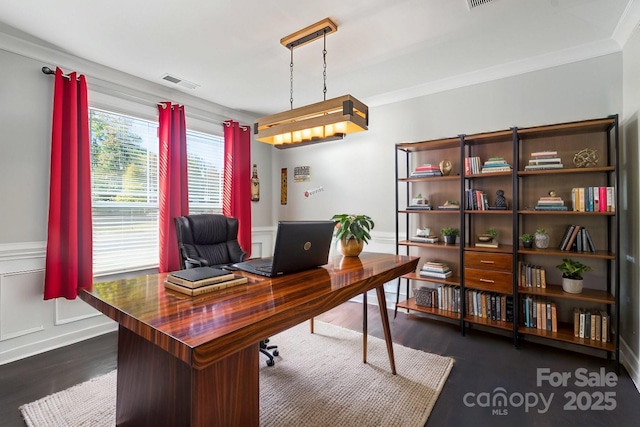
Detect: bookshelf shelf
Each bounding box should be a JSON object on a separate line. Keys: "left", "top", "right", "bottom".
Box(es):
{"left": 518, "top": 284, "right": 615, "bottom": 304}
{"left": 464, "top": 315, "right": 513, "bottom": 331}
{"left": 396, "top": 298, "right": 461, "bottom": 320}
{"left": 518, "top": 323, "right": 616, "bottom": 352}
{"left": 394, "top": 115, "right": 619, "bottom": 368}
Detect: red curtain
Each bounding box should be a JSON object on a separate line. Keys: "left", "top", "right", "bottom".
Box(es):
{"left": 158, "top": 102, "right": 189, "bottom": 273}
{"left": 223, "top": 121, "right": 252, "bottom": 257}
{"left": 44, "top": 68, "right": 92, "bottom": 300}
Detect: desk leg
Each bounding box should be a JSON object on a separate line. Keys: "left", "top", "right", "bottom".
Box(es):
{"left": 116, "top": 326, "right": 259, "bottom": 426}
{"left": 362, "top": 291, "right": 368, "bottom": 364}
{"left": 376, "top": 285, "right": 397, "bottom": 375}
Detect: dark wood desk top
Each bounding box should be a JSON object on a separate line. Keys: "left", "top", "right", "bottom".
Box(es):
{"left": 81, "top": 252, "right": 418, "bottom": 369}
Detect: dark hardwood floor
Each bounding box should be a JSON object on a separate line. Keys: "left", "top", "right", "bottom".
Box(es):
{"left": 2, "top": 301, "right": 639, "bottom": 426}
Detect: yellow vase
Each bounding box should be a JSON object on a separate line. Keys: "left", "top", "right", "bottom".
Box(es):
{"left": 339, "top": 238, "right": 364, "bottom": 257}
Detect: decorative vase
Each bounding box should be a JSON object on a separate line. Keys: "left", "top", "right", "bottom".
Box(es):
{"left": 562, "top": 277, "right": 583, "bottom": 294}
{"left": 535, "top": 232, "right": 549, "bottom": 249}
{"left": 439, "top": 159, "right": 452, "bottom": 176}
{"left": 339, "top": 238, "right": 364, "bottom": 257}
{"left": 523, "top": 241, "right": 533, "bottom": 248}
{"left": 443, "top": 235, "right": 456, "bottom": 245}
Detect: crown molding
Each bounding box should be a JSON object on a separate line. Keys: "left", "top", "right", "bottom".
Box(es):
{"left": 613, "top": 0, "right": 640, "bottom": 47}
{"left": 366, "top": 39, "right": 621, "bottom": 108}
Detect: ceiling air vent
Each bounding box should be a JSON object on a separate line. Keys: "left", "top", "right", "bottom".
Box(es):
{"left": 466, "top": 0, "right": 496, "bottom": 10}
{"left": 161, "top": 73, "right": 199, "bottom": 90}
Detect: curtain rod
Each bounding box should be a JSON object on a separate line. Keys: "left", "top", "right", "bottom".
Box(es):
{"left": 41, "top": 66, "right": 79, "bottom": 81}
{"left": 41, "top": 66, "right": 250, "bottom": 128}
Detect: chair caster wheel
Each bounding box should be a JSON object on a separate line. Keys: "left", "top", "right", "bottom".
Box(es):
{"left": 273, "top": 350, "right": 279, "bottom": 357}
{"left": 266, "top": 359, "right": 275, "bottom": 367}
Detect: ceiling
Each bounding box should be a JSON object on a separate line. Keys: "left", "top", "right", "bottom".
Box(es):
{"left": 0, "top": 0, "right": 635, "bottom": 117}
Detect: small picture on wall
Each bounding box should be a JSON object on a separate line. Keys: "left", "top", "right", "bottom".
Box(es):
{"left": 294, "top": 166, "right": 311, "bottom": 182}
{"left": 281, "top": 168, "right": 287, "bottom": 205}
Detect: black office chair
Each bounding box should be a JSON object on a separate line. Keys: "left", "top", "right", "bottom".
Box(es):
{"left": 174, "top": 214, "right": 279, "bottom": 366}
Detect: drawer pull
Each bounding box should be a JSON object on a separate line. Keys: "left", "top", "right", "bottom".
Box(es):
{"left": 480, "top": 260, "right": 495, "bottom": 264}
{"left": 479, "top": 278, "right": 495, "bottom": 283}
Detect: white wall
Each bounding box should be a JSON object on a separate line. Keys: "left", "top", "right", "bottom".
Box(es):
{"left": 621, "top": 25, "right": 640, "bottom": 390}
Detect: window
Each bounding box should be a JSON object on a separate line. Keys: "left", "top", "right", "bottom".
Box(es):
{"left": 89, "top": 108, "right": 223, "bottom": 276}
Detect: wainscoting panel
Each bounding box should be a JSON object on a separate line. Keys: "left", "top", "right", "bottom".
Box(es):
{"left": 0, "top": 242, "right": 116, "bottom": 365}
{"left": 0, "top": 269, "right": 45, "bottom": 341}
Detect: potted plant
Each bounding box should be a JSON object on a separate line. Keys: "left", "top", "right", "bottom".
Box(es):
{"left": 331, "top": 214, "right": 374, "bottom": 257}
{"left": 519, "top": 233, "right": 535, "bottom": 248}
{"left": 478, "top": 228, "right": 498, "bottom": 244}
{"left": 556, "top": 258, "right": 591, "bottom": 294}
{"left": 441, "top": 227, "right": 459, "bottom": 244}
{"left": 535, "top": 228, "right": 549, "bottom": 249}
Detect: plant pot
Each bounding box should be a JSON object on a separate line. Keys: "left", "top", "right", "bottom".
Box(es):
{"left": 339, "top": 238, "right": 364, "bottom": 257}
{"left": 562, "top": 277, "right": 583, "bottom": 294}
{"left": 443, "top": 235, "right": 457, "bottom": 245}
{"left": 522, "top": 241, "right": 533, "bottom": 248}
{"left": 535, "top": 233, "right": 549, "bottom": 249}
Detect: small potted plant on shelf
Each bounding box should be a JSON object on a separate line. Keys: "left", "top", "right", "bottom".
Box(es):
{"left": 331, "top": 214, "right": 374, "bottom": 257}
{"left": 441, "top": 227, "right": 459, "bottom": 245}
{"left": 519, "top": 233, "right": 535, "bottom": 248}
{"left": 556, "top": 258, "right": 591, "bottom": 294}
{"left": 535, "top": 228, "right": 549, "bottom": 249}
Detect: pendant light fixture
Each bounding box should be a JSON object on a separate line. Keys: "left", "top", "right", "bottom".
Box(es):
{"left": 254, "top": 18, "right": 369, "bottom": 149}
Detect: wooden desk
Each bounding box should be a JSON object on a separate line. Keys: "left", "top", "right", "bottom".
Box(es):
{"left": 80, "top": 252, "right": 418, "bottom": 426}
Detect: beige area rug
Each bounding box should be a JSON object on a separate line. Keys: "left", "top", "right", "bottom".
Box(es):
{"left": 20, "top": 321, "right": 453, "bottom": 427}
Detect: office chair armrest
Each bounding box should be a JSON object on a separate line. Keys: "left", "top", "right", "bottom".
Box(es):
{"left": 184, "top": 256, "right": 208, "bottom": 269}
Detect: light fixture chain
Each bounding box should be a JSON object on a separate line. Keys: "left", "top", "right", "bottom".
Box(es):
{"left": 290, "top": 47, "right": 294, "bottom": 110}
{"left": 322, "top": 30, "right": 327, "bottom": 101}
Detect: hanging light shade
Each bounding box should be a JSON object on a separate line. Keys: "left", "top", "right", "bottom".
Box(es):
{"left": 254, "top": 18, "right": 369, "bottom": 149}
{"left": 254, "top": 94, "right": 368, "bottom": 148}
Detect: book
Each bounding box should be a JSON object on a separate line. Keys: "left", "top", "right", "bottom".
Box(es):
{"left": 164, "top": 275, "right": 248, "bottom": 296}
{"left": 559, "top": 225, "right": 575, "bottom": 250}
{"left": 524, "top": 164, "right": 564, "bottom": 170}
{"left": 475, "top": 241, "right": 498, "bottom": 248}
{"left": 419, "top": 270, "right": 453, "bottom": 279}
{"left": 564, "top": 225, "right": 581, "bottom": 251}
{"left": 166, "top": 267, "right": 236, "bottom": 289}
{"left": 530, "top": 151, "right": 558, "bottom": 157}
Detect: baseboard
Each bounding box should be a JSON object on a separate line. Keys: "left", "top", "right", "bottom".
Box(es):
{"left": 0, "top": 320, "right": 117, "bottom": 365}
{"left": 620, "top": 338, "right": 640, "bottom": 393}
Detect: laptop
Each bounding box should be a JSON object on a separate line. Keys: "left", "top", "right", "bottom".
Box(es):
{"left": 232, "top": 220, "right": 335, "bottom": 277}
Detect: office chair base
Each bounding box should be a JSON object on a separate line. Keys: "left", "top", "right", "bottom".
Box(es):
{"left": 260, "top": 339, "right": 279, "bottom": 367}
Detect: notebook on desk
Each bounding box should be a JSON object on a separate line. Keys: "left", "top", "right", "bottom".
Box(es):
{"left": 233, "top": 220, "right": 335, "bottom": 277}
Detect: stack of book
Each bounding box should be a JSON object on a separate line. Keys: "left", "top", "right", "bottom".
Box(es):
{"left": 522, "top": 297, "right": 558, "bottom": 332}
{"left": 524, "top": 151, "right": 564, "bottom": 171}
{"left": 481, "top": 157, "right": 512, "bottom": 173}
{"left": 465, "top": 188, "right": 489, "bottom": 210}
{"left": 573, "top": 308, "right": 610, "bottom": 342}
{"left": 571, "top": 186, "right": 615, "bottom": 212}
{"left": 534, "top": 195, "right": 568, "bottom": 211}
{"left": 464, "top": 156, "right": 482, "bottom": 175}
{"left": 419, "top": 262, "right": 453, "bottom": 279}
{"left": 558, "top": 224, "right": 596, "bottom": 252}
{"left": 465, "top": 290, "right": 514, "bottom": 322}
{"left": 164, "top": 266, "right": 248, "bottom": 296}
{"left": 410, "top": 234, "right": 439, "bottom": 243}
{"left": 518, "top": 262, "right": 547, "bottom": 288}
{"left": 415, "top": 284, "right": 460, "bottom": 312}
{"left": 409, "top": 164, "right": 442, "bottom": 178}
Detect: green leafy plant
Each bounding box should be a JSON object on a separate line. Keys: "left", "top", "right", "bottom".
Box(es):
{"left": 519, "top": 233, "right": 535, "bottom": 243}
{"left": 556, "top": 258, "right": 592, "bottom": 280}
{"left": 441, "top": 227, "right": 459, "bottom": 237}
{"left": 331, "top": 214, "right": 374, "bottom": 244}
{"left": 486, "top": 228, "right": 498, "bottom": 240}
{"left": 535, "top": 228, "right": 547, "bottom": 235}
